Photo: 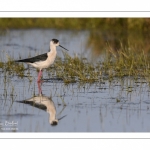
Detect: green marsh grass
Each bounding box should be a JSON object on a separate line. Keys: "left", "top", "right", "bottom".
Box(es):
{"left": 0, "top": 55, "right": 25, "bottom": 78}
{"left": 0, "top": 18, "right": 146, "bottom": 31}
{"left": 53, "top": 47, "right": 150, "bottom": 84}
{"left": 1, "top": 45, "right": 150, "bottom": 84}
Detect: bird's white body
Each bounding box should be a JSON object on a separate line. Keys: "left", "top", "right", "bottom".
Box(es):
{"left": 28, "top": 41, "right": 58, "bottom": 70}
{"left": 28, "top": 49, "right": 57, "bottom": 70}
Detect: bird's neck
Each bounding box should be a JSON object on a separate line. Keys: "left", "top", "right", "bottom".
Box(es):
{"left": 47, "top": 45, "right": 57, "bottom": 60}
{"left": 47, "top": 104, "right": 57, "bottom": 125}
{"left": 50, "top": 45, "right": 56, "bottom": 52}
{"left": 49, "top": 45, "right": 57, "bottom": 57}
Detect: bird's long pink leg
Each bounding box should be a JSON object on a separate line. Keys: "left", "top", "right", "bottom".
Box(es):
{"left": 37, "top": 70, "right": 42, "bottom": 82}
{"left": 37, "top": 80, "right": 42, "bottom": 95}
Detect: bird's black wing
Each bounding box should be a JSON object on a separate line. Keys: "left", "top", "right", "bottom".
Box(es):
{"left": 16, "top": 100, "right": 47, "bottom": 111}
{"left": 15, "top": 53, "right": 48, "bottom": 63}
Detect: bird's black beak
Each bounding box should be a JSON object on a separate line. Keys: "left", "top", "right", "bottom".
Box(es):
{"left": 59, "top": 45, "right": 69, "bottom": 51}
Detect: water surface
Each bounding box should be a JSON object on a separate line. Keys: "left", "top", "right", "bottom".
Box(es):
{"left": 0, "top": 29, "right": 150, "bottom": 132}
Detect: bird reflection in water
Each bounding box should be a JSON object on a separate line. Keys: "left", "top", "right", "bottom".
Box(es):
{"left": 18, "top": 81, "right": 66, "bottom": 126}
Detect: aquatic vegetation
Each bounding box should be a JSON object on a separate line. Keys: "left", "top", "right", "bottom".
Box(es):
{"left": 0, "top": 55, "right": 25, "bottom": 78}
{"left": 102, "top": 45, "right": 150, "bottom": 79}
{"left": 0, "top": 61, "right": 4, "bottom": 68}
{"left": 1, "top": 45, "right": 150, "bottom": 84}
{"left": 52, "top": 52, "right": 97, "bottom": 84}
{"left": 51, "top": 46, "right": 150, "bottom": 84}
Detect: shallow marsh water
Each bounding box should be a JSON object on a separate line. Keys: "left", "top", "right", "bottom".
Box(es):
{"left": 0, "top": 29, "right": 150, "bottom": 132}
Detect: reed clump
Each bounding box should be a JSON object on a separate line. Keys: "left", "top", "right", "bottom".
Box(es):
{"left": 0, "top": 56, "right": 25, "bottom": 78}
{"left": 52, "top": 47, "right": 150, "bottom": 84}
{"left": 102, "top": 46, "right": 150, "bottom": 79}
{"left": 52, "top": 52, "right": 99, "bottom": 84}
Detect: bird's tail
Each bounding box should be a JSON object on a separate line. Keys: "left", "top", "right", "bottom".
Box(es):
{"left": 15, "top": 58, "right": 30, "bottom": 63}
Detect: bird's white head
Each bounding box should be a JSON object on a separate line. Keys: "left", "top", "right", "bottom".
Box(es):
{"left": 50, "top": 39, "right": 69, "bottom": 51}
{"left": 50, "top": 39, "right": 59, "bottom": 46}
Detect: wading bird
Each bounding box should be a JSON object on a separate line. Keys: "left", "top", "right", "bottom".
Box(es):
{"left": 15, "top": 39, "right": 68, "bottom": 82}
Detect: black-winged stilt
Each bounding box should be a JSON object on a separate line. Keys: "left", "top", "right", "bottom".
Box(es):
{"left": 15, "top": 39, "right": 68, "bottom": 82}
